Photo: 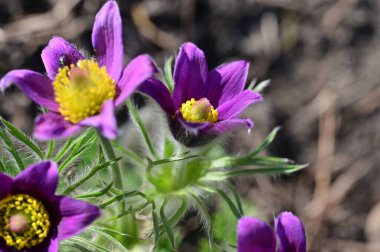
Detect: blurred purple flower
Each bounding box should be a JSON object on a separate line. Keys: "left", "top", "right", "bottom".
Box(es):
{"left": 0, "top": 161, "right": 100, "bottom": 252}
{"left": 0, "top": 0, "right": 156, "bottom": 140}
{"left": 139, "top": 42, "right": 262, "bottom": 146}
{"left": 237, "top": 212, "right": 306, "bottom": 252}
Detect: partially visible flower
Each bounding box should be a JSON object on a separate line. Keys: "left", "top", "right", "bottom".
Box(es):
{"left": 0, "top": 0, "right": 156, "bottom": 140}
{"left": 139, "top": 42, "right": 262, "bottom": 146}
{"left": 237, "top": 212, "right": 306, "bottom": 252}
{"left": 0, "top": 161, "right": 100, "bottom": 252}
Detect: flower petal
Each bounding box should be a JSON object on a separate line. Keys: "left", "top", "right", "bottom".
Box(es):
{"left": 33, "top": 112, "right": 82, "bottom": 141}
{"left": 0, "top": 70, "right": 59, "bottom": 112}
{"left": 41, "top": 36, "right": 84, "bottom": 80}
{"left": 115, "top": 54, "right": 157, "bottom": 106}
{"left": 276, "top": 212, "right": 306, "bottom": 252}
{"left": 0, "top": 173, "right": 13, "bottom": 200}
{"left": 206, "top": 118, "right": 253, "bottom": 135}
{"left": 207, "top": 60, "right": 249, "bottom": 106}
{"left": 13, "top": 161, "right": 58, "bottom": 201}
{"left": 138, "top": 78, "right": 175, "bottom": 115}
{"left": 173, "top": 42, "right": 208, "bottom": 109}
{"left": 217, "top": 90, "right": 262, "bottom": 120}
{"left": 28, "top": 236, "right": 58, "bottom": 252}
{"left": 80, "top": 100, "right": 117, "bottom": 139}
{"left": 0, "top": 240, "right": 9, "bottom": 251}
{"left": 92, "top": 0, "right": 123, "bottom": 81}
{"left": 57, "top": 196, "right": 101, "bottom": 240}
{"left": 237, "top": 217, "right": 276, "bottom": 252}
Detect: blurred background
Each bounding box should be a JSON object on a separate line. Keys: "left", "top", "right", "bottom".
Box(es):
{"left": 0, "top": 0, "right": 379, "bottom": 251}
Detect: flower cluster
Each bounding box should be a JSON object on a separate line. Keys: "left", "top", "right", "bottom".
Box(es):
{"left": 0, "top": 0, "right": 307, "bottom": 251}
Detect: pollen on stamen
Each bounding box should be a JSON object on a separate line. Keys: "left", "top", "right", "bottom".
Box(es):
{"left": 179, "top": 98, "right": 218, "bottom": 123}
{"left": 0, "top": 194, "right": 50, "bottom": 250}
{"left": 53, "top": 59, "right": 116, "bottom": 124}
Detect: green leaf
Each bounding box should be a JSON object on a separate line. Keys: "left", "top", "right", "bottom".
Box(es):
{"left": 45, "top": 140, "right": 55, "bottom": 159}
{"left": 86, "top": 226, "right": 130, "bottom": 251}
{"left": 62, "top": 157, "right": 122, "bottom": 195}
{"left": 219, "top": 164, "right": 307, "bottom": 178}
{"left": 225, "top": 182, "right": 244, "bottom": 216}
{"left": 152, "top": 202, "right": 160, "bottom": 249}
{"left": 149, "top": 152, "right": 201, "bottom": 166}
{"left": 0, "top": 159, "right": 4, "bottom": 172}
{"left": 198, "top": 185, "right": 242, "bottom": 219}
{"left": 214, "top": 188, "right": 242, "bottom": 219}
{"left": 68, "top": 237, "right": 112, "bottom": 252}
{"left": 167, "top": 197, "right": 188, "bottom": 226}
{"left": 61, "top": 241, "right": 92, "bottom": 252}
{"left": 126, "top": 99, "right": 159, "bottom": 159}
{"left": 115, "top": 145, "right": 145, "bottom": 168}
{"left": 0, "top": 124, "right": 24, "bottom": 171}
{"left": 0, "top": 117, "right": 44, "bottom": 159}
{"left": 107, "top": 201, "right": 151, "bottom": 222}
{"left": 54, "top": 129, "right": 96, "bottom": 163}
{"left": 251, "top": 127, "right": 281, "bottom": 156}
{"left": 160, "top": 198, "right": 175, "bottom": 249}
{"left": 90, "top": 226, "right": 137, "bottom": 238}
{"left": 58, "top": 132, "right": 97, "bottom": 173}
{"left": 75, "top": 180, "right": 113, "bottom": 199}
{"left": 99, "top": 190, "right": 140, "bottom": 208}
{"left": 163, "top": 56, "right": 174, "bottom": 93}
{"left": 252, "top": 79, "right": 270, "bottom": 93}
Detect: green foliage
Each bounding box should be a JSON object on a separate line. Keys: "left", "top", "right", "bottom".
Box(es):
{"left": 0, "top": 101, "right": 306, "bottom": 252}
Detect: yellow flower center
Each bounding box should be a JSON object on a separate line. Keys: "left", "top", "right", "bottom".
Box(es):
{"left": 53, "top": 59, "right": 116, "bottom": 124}
{"left": 179, "top": 98, "right": 218, "bottom": 123}
{"left": 0, "top": 194, "right": 50, "bottom": 250}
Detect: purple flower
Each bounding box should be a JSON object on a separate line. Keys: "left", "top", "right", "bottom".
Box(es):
{"left": 0, "top": 0, "right": 156, "bottom": 140}
{"left": 139, "top": 42, "right": 262, "bottom": 146}
{"left": 237, "top": 212, "right": 306, "bottom": 252}
{"left": 0, "top": 161, "right": 100, "bottom": 252}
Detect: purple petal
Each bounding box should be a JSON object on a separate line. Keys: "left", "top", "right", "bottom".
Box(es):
{"left": 206, "top": 118, "right": 253, "bottom": 135}
{"left": 0, "top": 70, "right": 59, "bottom": 112}
{"left": 0, "top": 239, "right": 10, "bottom": 252}
{"left": 92, "top": 0, "right": 123, "bottom": 81}
{"left": 57, "top": 196, "right": 101, "bottom": 240}
{"left": 238, "top": 217, "right": 276, "bottom": 252}
{"left": 80, "top": 100, "right": 117, "bottom": 139}
{"left": 28, "top": 236, "right": 58, "bottom": 252}
{"left": 33, "top": 112, "right": 82, "bottom": 141}
{"left": 41, "top": 36, "right": 84, "bottom": 80}
{"left": 176, "top": 111, "right": 211, "bottom": 134}
{"left": 0, "top": 173, "right": 13, "bottom": 199}
{"left": 276, "top": 212, "right": 306, "bottom": 252}
{"left": 217, "top": 90, "right": 262, "bottom": 120}
{"left": 207, "top": 60, "right": 249, "bottom": 106}
{"left": 173, "top": 42, "right": 208, "bottom": 109}
{"left": 115, "top": 54, "right": 157, "bottom": 106}
{"left": 138, "top": 78, "right": 175, "bottom": 115}
{"left": 13, "top": 161, "right": 58, "bottom": 201}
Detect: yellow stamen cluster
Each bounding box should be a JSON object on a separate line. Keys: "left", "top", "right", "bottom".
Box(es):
{"left": 179, "top": 98, "right": 218, "bottom": 123}
{"left": 53, "top": 59, "right": 116, "bottom": 124}
{"left": 0, "top": 194, "right": 50, "bottom": 250}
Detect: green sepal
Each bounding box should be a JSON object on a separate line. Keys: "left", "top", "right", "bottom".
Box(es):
{"left": 163, "top": 56, "right": 175, "bottom": 93}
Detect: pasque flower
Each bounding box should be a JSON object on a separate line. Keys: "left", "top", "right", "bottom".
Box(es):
{"left": 139, "top": 42, "right": 262, "bottom": 146}
{"left": 0, "top": 161, "right": 100, "bottom": 252}
{"left": 237, "top": 212, "right": 306, "bottom": 252}
{"left": 0, "top": 0, "right": 156, "bottom": 140}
